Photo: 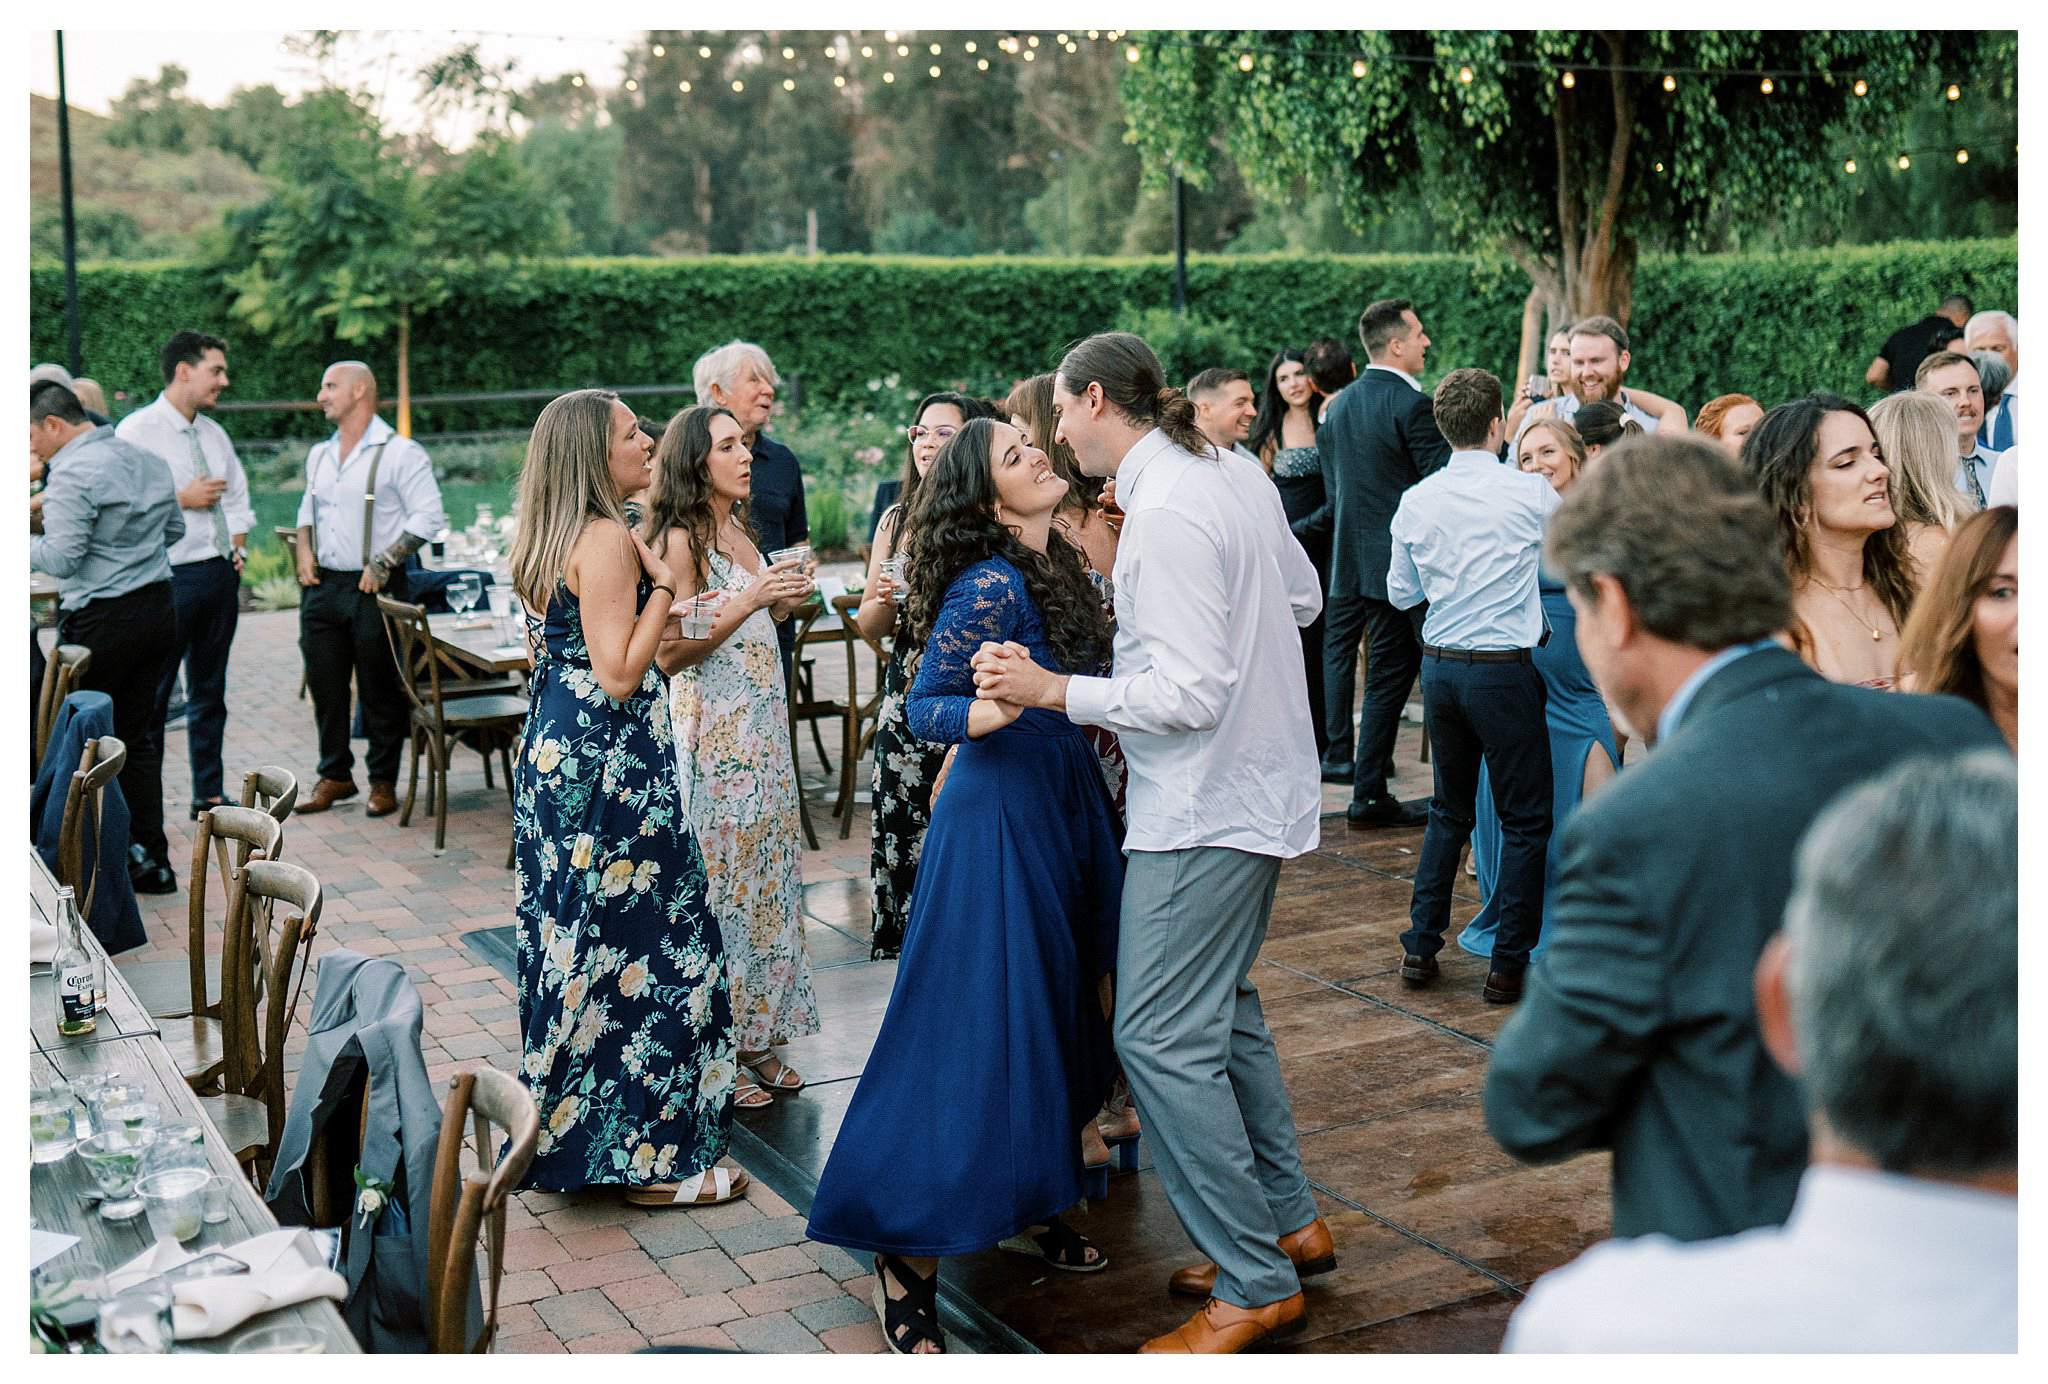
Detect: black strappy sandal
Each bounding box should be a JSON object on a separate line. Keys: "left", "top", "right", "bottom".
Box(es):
{"left": 997, "top": 1217, "right": 1109, "bottom": 1273}
{"left": 872, "top": 1254, "right": 946, "bottom": 1354}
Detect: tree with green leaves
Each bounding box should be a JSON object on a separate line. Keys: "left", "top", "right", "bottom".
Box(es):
{"left": 219, "top": 85, "right": 567, "bottom": 432}
{"left": 1122, "top": 30, "right": 2011, "bottom": 376}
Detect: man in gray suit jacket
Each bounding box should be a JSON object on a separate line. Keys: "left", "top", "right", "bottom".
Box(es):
{"left": 1317, "top": 298, "right": 1450, "bottom": 824}
{"left": 1484, "top": 435, "right": 2004, "bottom": 1243}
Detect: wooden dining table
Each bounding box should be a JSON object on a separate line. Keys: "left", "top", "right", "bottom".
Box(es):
{"left": 425, "top": 612, "right": 531, "bottom": 675}
{"left": 27, "top": 848, "right": 360, "bottom": 1354}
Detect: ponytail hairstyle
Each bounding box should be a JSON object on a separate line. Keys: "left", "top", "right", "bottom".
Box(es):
{"left": 901, "top": 418, "right": 1111, "bottom": 674}
{"left": 642, "top": 404, "right": 753, "bottom": 594}
{"left": 1055, "top": 332, "right": 1210, "bottom": 456}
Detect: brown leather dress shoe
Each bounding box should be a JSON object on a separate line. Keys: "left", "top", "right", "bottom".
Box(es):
{"left": 296, "top": 777, "right": 358, "bottom": 814}
{"left": 364, "top": 781, "right": 400, "bottom": 818}
{"left": 1140, "top": 1293, "right": 1305, "bottom": 1354}
{"left": 1169, "top": 1217, "right": 1337, "bottom": 1298}
{"left": 1482, "top": 970, "right": 1525, "bottom": 1004}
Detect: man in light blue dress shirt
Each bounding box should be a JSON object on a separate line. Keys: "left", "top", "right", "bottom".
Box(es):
{"left": 1916, "top": 350, "right": 2002, "bottom": 505}
{"left": 1387, "top": 368, "right": 1559, "bottom": 1003}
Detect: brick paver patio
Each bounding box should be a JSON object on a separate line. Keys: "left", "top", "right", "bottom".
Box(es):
{"left": 111, "top": 587, "right": 891, "bottom": 1355}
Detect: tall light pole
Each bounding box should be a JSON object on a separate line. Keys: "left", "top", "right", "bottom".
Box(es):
{"left": 1171, "top": 170, "right": 1188, "bottom": 315}
{"left": 55, "top": 31, "right": 83, "bottom": 375}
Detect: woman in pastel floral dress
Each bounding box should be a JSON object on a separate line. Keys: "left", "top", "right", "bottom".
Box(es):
{"left": 507, "top": 388, "right": 745, "bottom": 1207}
{"left": 649, "top": 405, "right": 821, "bottom": 1109}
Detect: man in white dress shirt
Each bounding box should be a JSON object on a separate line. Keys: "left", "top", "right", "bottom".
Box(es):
{"left": 293, "top": 361, "right": 448, "bottom": 818}
{"left": 1388, "top": 368, "right": 1559, "bottom": 1004}
{"left": 971, "top": 333, "right": 1330, "bottom": 1354}
{"left": 116, "top": 329, "right": 255, "bottom": 821}
{"left": 1507, "top": 751, "right": 2017, "bottom": 1352}
{"left": 1916, "top": 350, "right": 2003, "bottom": 506}
{"left": 1513, "top": 315, "right": 1667, "bottom": 448}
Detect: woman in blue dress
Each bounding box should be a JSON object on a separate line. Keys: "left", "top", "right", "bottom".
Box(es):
{"left": 1462, "top": 419, "right": 1619, "bottom": 963}
{"left": 807, "top": 418, "right": 1124, "bottom": 1353}
{"left": 507, "top": 389, "right": 743, "bottom": 1208}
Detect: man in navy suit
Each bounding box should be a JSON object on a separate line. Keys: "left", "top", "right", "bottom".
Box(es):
{"left": 1316, "top": 298, "right": 1449, "bottom": 825}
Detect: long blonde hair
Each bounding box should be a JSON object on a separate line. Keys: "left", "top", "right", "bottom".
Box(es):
{"left": 510, "top": 389, "right": 628, "bottom": 613}
{"left": 1868, "top": 390, "right": 1973, "bottom": 532}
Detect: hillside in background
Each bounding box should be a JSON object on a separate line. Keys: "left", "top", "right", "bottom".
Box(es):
{"left": 29, "top": 95, "right": 268, "bottom": 262}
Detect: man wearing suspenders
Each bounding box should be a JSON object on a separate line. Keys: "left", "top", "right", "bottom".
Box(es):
{"left": 293, "top": 361, "right": 448, "bottom": 818}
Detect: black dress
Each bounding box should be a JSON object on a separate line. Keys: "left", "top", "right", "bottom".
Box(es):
{"left": 1272, "top": 443, "right": 1331, "bottom": 757}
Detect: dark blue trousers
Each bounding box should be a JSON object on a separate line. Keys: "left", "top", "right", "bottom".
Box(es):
{"left": 1403, "top": 653, "right": 1553, "bottom": 974}
{"left": 156, "top": 557, "right": 241, "bottom": 803}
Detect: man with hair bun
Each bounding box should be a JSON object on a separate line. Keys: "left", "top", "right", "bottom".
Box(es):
{"left": 972, "top": 331, "right": 1330, "bottom": 1353}
{"left": 1484, "top": 435, "right": 2001, "bottom": 1246}
{"left": 1385, "top": 367, "right": 1560, "bottom": 1005}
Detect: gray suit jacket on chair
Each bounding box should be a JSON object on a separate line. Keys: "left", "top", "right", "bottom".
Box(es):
{"left": 1317, "top": 368, "right": 1451, "bottom": 601}
{"left": 1483, "top": 646, "right": 2004, "bottom": 1243}
{"left": 266, "top": 947, "right": 475, "bottom": 1352}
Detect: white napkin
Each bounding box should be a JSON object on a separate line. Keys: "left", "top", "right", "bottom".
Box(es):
{"left": 31, "top": 917, "right": 60, "bottom": 965}
{"left": 108, "top": 1229, "right": 347, "bottom": 1340}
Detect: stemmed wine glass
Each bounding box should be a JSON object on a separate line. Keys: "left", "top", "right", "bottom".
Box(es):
{"left": 447, "top": 573, "right": 482, "bottom": 620}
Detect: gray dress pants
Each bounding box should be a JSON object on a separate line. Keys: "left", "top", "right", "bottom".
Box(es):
{"left": 1114, "top": 847, "right": 1320, "bottom": 1308}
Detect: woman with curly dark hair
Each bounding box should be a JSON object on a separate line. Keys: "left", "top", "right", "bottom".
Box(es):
{"left": 1742, "top": 393, "right": 1918, "bottom": 688}
{"left": 855, "top": 391, "right": 999, "bottom": 959}
{"left": 806, "top": 418, "right": 1124, "bottom": 1353}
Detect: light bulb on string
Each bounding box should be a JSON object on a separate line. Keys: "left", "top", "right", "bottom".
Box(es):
{"left": 883, "top": 71, "right": 895, "bottom": 83}
{"left": 699, "top": 46, "right": 711, "bottom": 59}
{"left": 929, "top": 65, "right": 940, "bottom": 78}
{"left": 624, "top": 78, "right": 637, "bottom": 91}
{"left": 1897, "top": 154, "right": 1910, "bottom": 169}
{"left": 1760, "top": 77, "right": 1774, "bottom": 94}
{"left": 1057, "top": 33, "right": 1069, "bottom": 44}
{"left": 781, "top": 47, "right": 794, "bottom": 60}
{"left": 1353, "top": 59, "right": 1367, "bottom": 79}
{"left": 1459, "top": 66, "right": 1474, "bottom": 84}
{"left": 678, "top": 80, "right": 691, "bottom": 92}
{"left": 1853, "top": 79, "right": 1867, "bottom": 96}
{"left": 1126, "top": 45, "right": 1141, "bottom": 64}
{"left": 1662, "top": 74, "right": 1675, "bottom": 91}
{"left": 1238, "top": 53, "right": 1255, "bottom": 72}
{"left": 860, "top": 46, "right": 873, "bottom": 58}
{"left": 652, "top": 44, "right": 664, "bottom": 57}
{"left": 1844, "top": 159, "right": 1857, "bottom": 173}
{"left": 1956, "top": 148, "right": 1969, "bottom": 164}
{"left": 1088, "top": 29, "right": 1099, "bottom": 40}
{"left": 1946, "top": 83, "right": 1961, "bottom": 101}
{"left": 571, "top": 74, "right": 584, "bottom": 87}
{"left": 1561, "top": 71, "right": 1575, "bottom": 89}
{"left": 782, "top": 78, "right": 793, "bottom": 90}
{"left": 1023, "top": 49, "right": 1034, "bottom": 62}
{"left": 885, "top": 30, "right": 897, "bottom": 42}
{"left": 731, "top": 79, "right": 744, "bottom": 92}
{"left": 824, "top": 47, "right": 835, "bottom": 59}
{"left": 1028, "top": 35, "right": 1039, "bottom": 48}
{"left": 930, "top": 43, "right": 941, "bottom": 55}
{"left": 1065, "top": 42, "right": 1077, "bottom": 53}
{"left": 1653, "top": 161, "right": 1664, "bottom": 173}
{"left": 834, "top": 75, "right": 846, "bottom": 88}
{"left": 965, "top": 41, "right": 977, "bottom": 53}
{"left": 977, "top": 58, "right": 988, "bottom": 70}
{"left": 896, "top": 45, "right": 909, "bottom": 57}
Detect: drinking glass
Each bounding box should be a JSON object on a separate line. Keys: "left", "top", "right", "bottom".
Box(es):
{"left": 447, "top": 573, "right": 481, "bottom": 618}
{"left": 138, "top": 1168, "right": 210, "bottom": 1243}
{"left": 880, "top": 555, "right": 908, "bottom": 603}
{"left": 80, "top": 1127, "right": 156, "bottom": 1221}
{"left": 769, "top": 544, "right": 811, "bottom": 569}
{"left": 85, "top": 1082, "right": 145, "bottom": 1133}
{"left": 142, "top": 1122, "right": 207, "bottom": 1177}
{"left": 68, "top": 1072, "right": 114, "bottom": 1139}
{"left": 97, "top": 1286, "right": 174, "bottom": 1353}
{"left": 200, "top": 1172, "right": 234, "bottom": 1225}
{"left": 30, "top": 1083, "right": 77, "bottom": 1163}
{"left": 231, "top": 1324, "right": 330, "bottom": 1354}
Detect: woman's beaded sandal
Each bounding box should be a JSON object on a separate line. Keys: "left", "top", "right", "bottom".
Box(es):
{"left": 997, "top": 1217, "right": 1108, "bottom": 1273}
{"left": 872, "top": 1254, "right": 946, "bottom": 1354}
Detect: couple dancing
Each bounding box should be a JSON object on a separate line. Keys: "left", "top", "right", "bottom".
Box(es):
{"left": 806, "top": 333, "right": 1333, "bottom": 1354}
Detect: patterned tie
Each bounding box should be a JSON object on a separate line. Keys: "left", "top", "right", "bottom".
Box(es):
{"left": 186, "top": 425, "right": 232, "bottom": 558}
{"left": 1964, "top": 453, "right": 1987, "bottom": 508}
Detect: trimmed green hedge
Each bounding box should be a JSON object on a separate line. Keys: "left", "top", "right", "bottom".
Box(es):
{"left": 29, "top": 241, "right": 2015, "bottom": 437}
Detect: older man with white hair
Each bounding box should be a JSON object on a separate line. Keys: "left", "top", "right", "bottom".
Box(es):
{"left": 692, "top": 341, "right": 810, "bottom": 667}
{"left": 1964, "top": 309, "right": 2018, "bottom": 451}
{"left": 1506, "top": 751, "right": 2017, "bottom": 1352}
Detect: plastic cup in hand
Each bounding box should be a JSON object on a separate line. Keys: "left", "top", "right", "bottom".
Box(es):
{"left": 80, "top": 1127, "right": 155, "bottom": 1221}
{"left": 30, "top": 1084, "right": 76, "bottom": 1163}
{"left": 98, "top": 1286, "right": 174, "bottom": 1353}
{"left": 232, "top": 1324, "right": 329, "bottom": 1354}
{"left": 681, "top": 594, "right": 719, "bottom": 639}
{"left": 880, "top": 556, "right": 908, "bottom": 603}
{"left": 769, "top": 545, "right": 811, "bottom": 569}
{"left": 137, "top": 1168, "right": 210, "bottom": 1243}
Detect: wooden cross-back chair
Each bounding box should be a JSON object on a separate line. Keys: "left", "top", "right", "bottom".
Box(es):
{"left": 197, "top": 858, "right": 324, "bottom": 1179}
{"left": 151, "top": 807, "right": 284, "bottom": 1082}
{"left": 241, "top": 764, "right": 300, "bottom": 824}
{"left": 55, "top": 734, "right": 125, "bottom": 924}
{"left": 34, "top": 643, "right": 92, "bottom": 773}
{"left": 426, "top": 1068, "right": 539, "bottom": 1353}
{"left": 376, "top": 596, "right": 527, "bottom": 856}
{"left": 829, "top": 592, "right": 892, "bottom": 839}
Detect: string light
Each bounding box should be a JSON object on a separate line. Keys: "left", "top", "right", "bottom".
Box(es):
{"left": 896, "top": 44, "right": 909, "bottom": 57}
{"left": 929, "top": 65, "right": 941, "bottom": 78}
{"left": 1088, "top": 29, "right": 1100, "bottom": 40}
{"left": 860, "top": 46, "right": 873, "bottom": 58}
{"left": 1238, "top": 53, "right": 1255, "bottom": 72}
{"left": 930, "top": 43, "right": 942, "bottom": 55}
{"left": 883, "top": 71, "right": 895, "bottom": 83}
{"left": 1023, "top": 49, "right": 1034, "bottom": 62}
{"left": 782, "top": 77, "right": 794, "bottom": 90}
{"left": 678, "top": 80, "right": 690, "bottom": 92}
{"left": 1653, "top": 161, "right": 1665, "bottom": 173}
{"left": 651, "top": 43, "right": 664, "bottom": 57}
{"left": 1760, "top": 77, "right": 1774, "bottom": 94}
{"left": 1844, "top": 159, "right": 1857, "bottom": 173}
{"left": 1853, "top": 79, "right": 1867, "bottom": 96}
{"left": 824, "top": 47, "right": 835, "bottom": 59}
{"left": 1126, "top": 45, "right": 1141, "bottom": 64}
{"left": 1946, "top": 83, "right": 1961, "bottom": 101}
{"left": 1897, "top": 154, "right": 1911, "bottom": 169}
{"left": 1353, "top": 60, "right": 1367, "bottom": 79}
{"left": 623, "top": 78, "right": 637, "bottom": 91}
{"left": 1027, "top": 35, "right": 1039, "bottom": 48}
{"left": 1561, "top": 72, "right": 1575, "bottom": 89}
{"left": 1057, "top": 33, "right": 1069, "bottom": 44}
{"left": 885, "top": 31, "right": 898, "bottom": 42}
{"left": 1458, "top": 66, "right": 1474, "bottom": 83}
{"left": 781, "top": 46, "right": 794, "bottom": 60}
{"left": 1065, "top": 41, "right": 1078, "bottom": 53}
{"left": 833, "top": 74, "right": 845, "bottom": 88}
{"left": 698, "top": 46, "right": 710, "bottom": 59}
{"left": 977, "top": 58, "right": 988, "bottom": 70}
{"left": 1662, "top": 74, "right": 1675, "bottom": 91}
{"left": 964, "top": 41, "right": 976, "bottom": 53}
{"left": 1956, "top": 148, "right": 1970, "bottom": 163}
{"left": 731, "top": 79, "right": 743, "bottom": 92}
{"left": 570, "top": 74, "right": 583, "bottom": 87}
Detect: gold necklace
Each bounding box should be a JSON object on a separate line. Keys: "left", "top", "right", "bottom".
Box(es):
{"left": 1809, "top": 578, "right": 1889, "bottom": 642}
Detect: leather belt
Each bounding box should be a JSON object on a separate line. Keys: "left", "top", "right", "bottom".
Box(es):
{"left": 1422, "top": 645, "right": 1534, "bottom": 664}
